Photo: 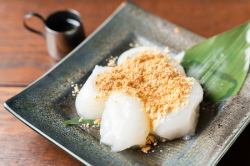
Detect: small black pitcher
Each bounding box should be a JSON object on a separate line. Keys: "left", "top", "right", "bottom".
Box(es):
{"left": 23, "top": 9, "right": 85, "bottom": 61}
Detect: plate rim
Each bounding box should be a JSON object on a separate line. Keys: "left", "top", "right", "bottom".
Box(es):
{"left": 4, "top": 1, "right": 250, "bottom": 165}
{"left": 4, "top": 2, "right": 129, "bottom": 165}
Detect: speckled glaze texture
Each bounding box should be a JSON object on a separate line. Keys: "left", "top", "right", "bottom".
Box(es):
{"left": 4, "top": 2, "right": 250, "bottom": 166}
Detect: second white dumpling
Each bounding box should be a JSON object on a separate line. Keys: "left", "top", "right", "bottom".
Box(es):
{"left": 153, "top": 78, "right": 203, "bottom": 140}
{"left": 100, "top": 92, "right": 150, "bottom": 152}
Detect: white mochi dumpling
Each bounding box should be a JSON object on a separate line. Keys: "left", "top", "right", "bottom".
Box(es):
{"left": 100, "top": 92, "right": 150, "bottom": 152}
{"left": 117, "top": 47, "right": 185, "bottom": 75}
{"left": 153, "top": 78, "right": 203, "bottom": 140}
{"left": 75, "top": 65, "right": 110, "bottom": 119}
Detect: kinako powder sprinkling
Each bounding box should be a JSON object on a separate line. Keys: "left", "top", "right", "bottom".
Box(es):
{"left": 95, "top": 50, "right": 193, "bottom": 122}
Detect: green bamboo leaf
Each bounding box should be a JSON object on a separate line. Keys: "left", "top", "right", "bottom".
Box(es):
{"left": 64, "top": 116, "right": 94, "bottom": 126}
{"left": 182, "top": 21, "right": 250, "bottom": 102}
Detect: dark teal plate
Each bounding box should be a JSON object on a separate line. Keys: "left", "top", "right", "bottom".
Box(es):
{"left": 4, "top": 2, "right": 250, "bottom": 165}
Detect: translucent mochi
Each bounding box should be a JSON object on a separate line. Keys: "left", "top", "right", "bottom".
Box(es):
{"left": 100, "top": 92, "right": 150, "bottom": 152}
{"left": 153, "top": 79, "right": 203, "bottom": 140}
{"left": 75, "top": 65, "right": 110, "bottom": 119}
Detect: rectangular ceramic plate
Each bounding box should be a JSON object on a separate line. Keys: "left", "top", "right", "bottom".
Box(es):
{"left": 4, "top": 2, "right": 250, "bottom": 166}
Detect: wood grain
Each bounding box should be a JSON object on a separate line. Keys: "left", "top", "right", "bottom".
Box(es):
{"left": 1, "top": 88, "right": 249, "bottom": 165}
{"left": 0, "top": 0, "right": 249, "bottom": 165}
{"left": 0, "top": 87, "right": 81, "bottom": 166}
{"left": 1, "top": 0, "right": 250, "bottom": 86}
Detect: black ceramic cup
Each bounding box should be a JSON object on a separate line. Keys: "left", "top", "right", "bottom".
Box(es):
{"left": 23, "top": 9, "right": 85, "bottom": 61}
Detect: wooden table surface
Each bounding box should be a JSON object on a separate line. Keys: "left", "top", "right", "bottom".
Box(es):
{"left": 0, "top": 0, "right": 249, "bottom": 165}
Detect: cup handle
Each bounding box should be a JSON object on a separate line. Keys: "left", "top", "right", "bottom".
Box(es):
{"left": 23, "top": 12, "right": 45, "bottom": 37}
